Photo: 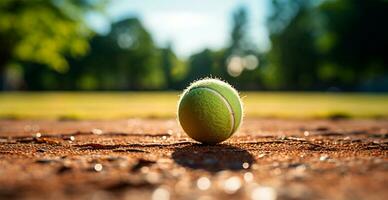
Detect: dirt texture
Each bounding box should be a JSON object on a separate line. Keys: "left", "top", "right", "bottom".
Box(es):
{"left": 0, "top": 118, "right": 387, "bottom": 200}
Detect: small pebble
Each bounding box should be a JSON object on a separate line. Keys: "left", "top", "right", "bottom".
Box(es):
{"left": 94, "top": 163, "right": 103, "bottom": 172}
{"left": 152, "top": 187, "right": 170, "bottom": 200}
{"left": 319, "top": 155, "right": 329, "bottom": 161}
{"left": 343, "top": 136, "right": 351, "bottom": 140}
{"left": 223, "top": 176, "right": 241, "bottom": 194}
{"left": 295, "top": 164, "right": 307, "bottom": 172}
{"left": 197, "top": 177, "right": 211, "bottom": 190}
{"left": 303, "top": 131, "right": 310, "bottom": 136}
{"left": 37, "top": 148, "right": 46, "bottom": 153}
{"left": 290, "top": 165, "right": 307, "bottom": 180}
{"left": 258, "top": 153, "right": 266, "bottom": 158}
{"left": 251, "top": 186, "right": 277, "bottom": 200}
{"left": 92, "top": 129, "right": 103, "bottom": 135}
{"left": 140, "top": 166, "right": 149, "bottom": 173}
{"left": 242, "top": 162, "right": 250, "bottom": 169}
{"left": 35, "top": 132, "right": 42, "bottom": 138}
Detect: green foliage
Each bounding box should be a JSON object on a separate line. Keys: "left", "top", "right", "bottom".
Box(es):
{"left": 160, "top": 44, "right": 187, "bottom": 89}
{"left": 187, "top": 49, "right": 214, "bottom": 82}
{"left": 266, "top": 0, "right": 388, "bottom": 91}
{"left": 182, "top": 6, "right": 263, "bottom": 90}
{"left": 1, "top": 0, "right": 387, "bottom": 91}
{"left": 267, "top": 5, "right": 319, "bottom": 89}
{"left": 230, "top": 7, "right": 250, "bottom": 52}
{"left": 0, "top": 0, "right": 102, "bottom": 73}
{"left": 226, "top": 7, "right": 262, "bottom": 89}
{"left": 72, "top": 18, "right": 166, "bottom": 90}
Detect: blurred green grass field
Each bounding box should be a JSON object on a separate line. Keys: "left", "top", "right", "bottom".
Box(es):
{"left": 0, "top": 92, "right": 387, "bottom": 120}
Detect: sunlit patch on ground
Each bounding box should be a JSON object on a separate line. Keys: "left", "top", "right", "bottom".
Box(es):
{"left": 1, "top": 92, "right": 388, "bottom": 119}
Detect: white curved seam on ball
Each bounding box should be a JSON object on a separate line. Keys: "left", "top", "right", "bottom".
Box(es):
{"left": 191, "top": 87, "right": 235, "bottom": 136}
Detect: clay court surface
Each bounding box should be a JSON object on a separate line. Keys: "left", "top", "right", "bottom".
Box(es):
{"left": 0, "top": 118, "right": 387, "bottom": 200}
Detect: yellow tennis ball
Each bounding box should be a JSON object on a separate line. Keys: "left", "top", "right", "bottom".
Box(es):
{"left": 177, "top": 78, "right": 243, "bottom": 144}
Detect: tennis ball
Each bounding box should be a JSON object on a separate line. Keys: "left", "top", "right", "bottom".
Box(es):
{"left": 177, "top": 78, "right": 243, "bottom": 144}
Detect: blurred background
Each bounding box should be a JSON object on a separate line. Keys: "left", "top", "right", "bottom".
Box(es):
{"left": 0, "top": 0, "right": 387, "bottom": 119}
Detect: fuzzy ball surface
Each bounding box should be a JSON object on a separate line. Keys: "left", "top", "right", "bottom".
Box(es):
{"left": 177, "top": 78, "right": 243, "bottom": 144}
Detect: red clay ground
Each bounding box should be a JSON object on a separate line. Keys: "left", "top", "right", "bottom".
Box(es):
{"left": 0, "top": 118, "right": 387, "bottom": 200}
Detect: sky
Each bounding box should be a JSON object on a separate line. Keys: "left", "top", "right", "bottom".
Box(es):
{"left": 87, "top": 0, "right": 271, "bottom": 58}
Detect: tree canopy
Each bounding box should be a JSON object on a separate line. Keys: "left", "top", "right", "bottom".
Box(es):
{"left": 0, "top": 0, "right": 387, "bottom": 91}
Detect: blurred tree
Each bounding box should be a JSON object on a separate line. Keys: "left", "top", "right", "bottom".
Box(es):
{"left": 265, "top": 1, "right": 319, "bottom": 90}
{"left": 318, "top": 0, "right": 388, "bottom": 91}
{"left": 265, "top": 0, "right": 388, "bottom": 91}
{"left": 161, "top": 44, "right": 174, "bottom": 89}
{"left": 67, "top": 18, "right": 165, "bottom": 90}
{"left": 229, "top": 7, "right": 251, "bottom": 53}
{"left": 222, "top": 6, "right": 262, "bottom": 89}
{"left": 185, "top": 49, "right": 215, "bottom": 84}
{"left": 0, "top": 0, "right": 104, "bottom": 90}
{"left": 160, "top": 43, "right": 187, "bottom": 90}
{"left": 110, "top": 18, "right": 164, "bottom": 90}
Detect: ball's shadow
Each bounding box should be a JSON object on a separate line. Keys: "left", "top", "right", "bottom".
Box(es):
{"left": 172, "top": 144, "right": 254, "bottom": 172}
